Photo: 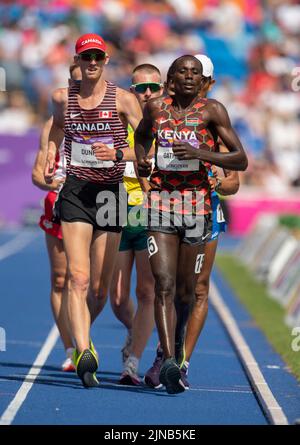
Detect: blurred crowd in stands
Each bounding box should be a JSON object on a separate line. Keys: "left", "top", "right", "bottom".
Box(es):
{"left": 0, "top": 0, "right": 300, "bottom": 190}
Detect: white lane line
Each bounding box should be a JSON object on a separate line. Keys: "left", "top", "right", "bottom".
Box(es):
{"left": 210, "top": 280, "right": 289, "bottom": 425}
{"left": 0, "top": 325, "right": 59, "bottom": 425}
{"left": 0, "top": 232, "right": 35, "bottom": 261}
{"left": 189, "top": 387, "right": 252, "bottom": 394}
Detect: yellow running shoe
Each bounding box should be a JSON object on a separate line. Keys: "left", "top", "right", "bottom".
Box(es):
{"left": 74, "top": 348, "right": 99, "bottom": 388}
{"left": 175, "top": 339, "right": 186, "bottom": 369}
{"left": 89, "top": 339, "right": 99, "bottom": 362}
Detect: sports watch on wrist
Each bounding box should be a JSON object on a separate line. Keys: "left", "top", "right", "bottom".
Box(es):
{"left": 115, "top": 149, "right": 124, "bottom": 162}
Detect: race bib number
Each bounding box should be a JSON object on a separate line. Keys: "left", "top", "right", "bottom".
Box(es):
{"left": 124, "top": 161, "right": 136, "bottom": 178}
{"left": 147, "top": 236, "right": 158, "bottom": 258}
{"left": 195, "top": 254, "right": 205, "bottom": 274}
{"left": 157, "top": 139, "right": 199, "bottom": 171}
{"left": 216, "top": 204, "right": 225, "bottom": 223}
{"left": 71, "top": 135, "right": 114, "bottom": 168}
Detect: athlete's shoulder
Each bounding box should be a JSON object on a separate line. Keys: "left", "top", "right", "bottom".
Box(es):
{"left": 116, "top": 86, "right": 137, "bottom": 103}
{"left": 116, "top": 86, "right": 140, "bottom": 113}
{"left": 204, "top": 98, "right": 230, "bottom": 122}
{"left": 205, "top": 98, "right": 227, "bottom": 112}
{"left": 52, "top": 87, "right": 68, "bottom": 105}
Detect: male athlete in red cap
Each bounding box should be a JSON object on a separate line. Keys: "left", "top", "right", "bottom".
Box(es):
{"left": 44, "top": 33, "right": 142, "bottom": 388}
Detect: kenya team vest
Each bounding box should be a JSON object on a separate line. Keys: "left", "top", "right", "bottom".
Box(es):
{"left": 150, "top": 96, "right": 216, "bottom": 215}
{"left": 64, "top": 81, "right": 128, "bottom": 183}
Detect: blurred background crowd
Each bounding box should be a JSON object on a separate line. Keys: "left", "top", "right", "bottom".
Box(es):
{"left": 0, "top": 0, "right": 300, "bottom": 193}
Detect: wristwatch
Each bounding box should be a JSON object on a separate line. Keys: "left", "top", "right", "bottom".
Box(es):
{"left": 115, "top": 149, "right": 124, "bottom": 162}
{"left": 215, "top": 177, "right": 222, "bottom": 193}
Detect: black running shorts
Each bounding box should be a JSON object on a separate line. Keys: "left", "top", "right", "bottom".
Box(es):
{"left": 54, "top": 175, "right": 127, "bottom": 233}
{"left": 147, "top": 208, "right": 212, "bottom": 245}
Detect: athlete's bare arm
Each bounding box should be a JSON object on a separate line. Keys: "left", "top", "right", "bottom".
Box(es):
{"left": 134, "top": 97, "right": 163, "bottom": 176}
{"left": 117, "top": 88, "right": 143, "bottom": 134}
{"left": 44, "top": 88, "right": 67, "bottom": 183}
{"left": 217, "top": 144, "right": 240, "bottom": 195}
{"left": 172, "top": 99, "right": 248, "bottom": 171}
{"left": 32, "top": 116, "right": 65, "bottom": 191}
{"left": 134, "top": 130, "right": 156, "bottom": 192}
{"left": 92, "top": 88, "right": 143, "bottom": 162}
{"left": 209, "top": 164, "right": 240, "bottom": 196}
{"left": 208, "top": 143, "right": 240, "bottom": 195}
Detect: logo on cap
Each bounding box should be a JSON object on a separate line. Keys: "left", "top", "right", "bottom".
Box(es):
{"left": 75, "top": 33, "right": 106, "bottom": 54}
{"left": 81, "top": 38, "right": 102, "bottom": 46}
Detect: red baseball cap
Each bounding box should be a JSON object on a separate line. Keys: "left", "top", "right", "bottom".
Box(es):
{"left": 75, "top": 33, "right": 106, "bottom": 55}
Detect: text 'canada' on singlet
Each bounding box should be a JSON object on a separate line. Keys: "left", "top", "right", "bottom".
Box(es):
{"left": 149, "top": 96, "right": 216, "bottom": 215}
{"left": 64, "top": 81, "right": 128, "bottom": 184}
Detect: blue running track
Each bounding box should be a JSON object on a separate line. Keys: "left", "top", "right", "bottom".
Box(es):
{"left": 0, "top": 229, "right": 299, "bottom": 425}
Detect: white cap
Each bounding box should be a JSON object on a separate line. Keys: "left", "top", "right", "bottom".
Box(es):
{"left": 194, "top": 54, "right": 214, "bottom": 78}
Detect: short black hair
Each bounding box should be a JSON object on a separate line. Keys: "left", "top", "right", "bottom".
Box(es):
{"left": 167, "top": 54, "right": 202, "bottom": 83}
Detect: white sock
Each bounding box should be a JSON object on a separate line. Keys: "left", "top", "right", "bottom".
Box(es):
{"left": 183, "top": 360, "right": 190, "bottom": 370}
{"left": 126, "top": 355, "right": 139, "bottom": 372}
{"left": 66, "top": 347, "right": 75, "bottom": 358}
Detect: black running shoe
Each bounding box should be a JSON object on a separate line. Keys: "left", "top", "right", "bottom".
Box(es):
{"left": 159, "top": 357, "right": 185, "bottom": 394}
{"left": 75, "top": 348, "right": 99, "bottom": 388}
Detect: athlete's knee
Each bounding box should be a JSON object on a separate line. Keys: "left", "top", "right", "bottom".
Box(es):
{"left": 91, "top": 286, "right": 109, "bottom": 305}
{"left": 154, "top": 275, "right": 175, "bottom": 303}
{"left": 195, "top": 277, "right": 210, "bottom": 305}
{"left": 136, "top": 285, "right": 155, "bottom": 305}
{"left": 51, "top": 270, "right": 67, "bottom": 293}
{"left": 110, "top": 283, "right": 130, "bottom": 307}
{"left": 68, "top": 270, "right": 90, "bottom": 294}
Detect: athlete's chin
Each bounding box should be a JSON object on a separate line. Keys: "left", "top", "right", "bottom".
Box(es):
{"left": 86, "top": 71, "right": 100, "bottom": 80}
{"left": 182, "top": 88, "right": 197, "bottom": 96}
